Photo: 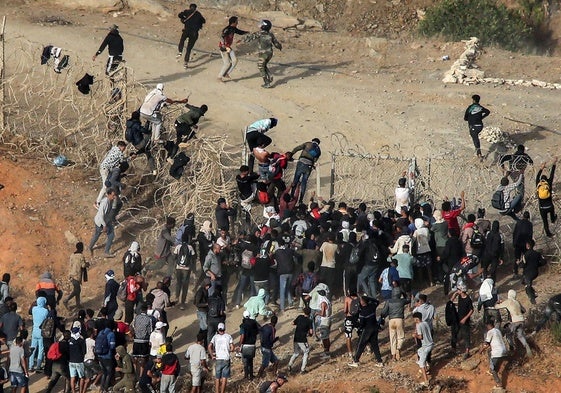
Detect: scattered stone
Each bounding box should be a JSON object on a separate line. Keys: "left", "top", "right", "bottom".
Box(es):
{"left": 459, "top": 357, "right": 481, "bottom": 371}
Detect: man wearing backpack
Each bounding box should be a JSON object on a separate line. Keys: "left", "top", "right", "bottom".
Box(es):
{"left": 96, "top": 322, "right": 116, "bottom": 392}
{"left": 463, "top": 94, "right": 490, "bottom": 160}
{"left": 289, "top": 138, "right": 321, "bottom": 204}
{"left": 342, "top": 290, "right": 360, "bottom": 359}
{"left": 174, "top": 233, "right": 196, "bottom": 310}
{"left": 536, "top": 158, "right": 557, "bottom": 237}
{"left": 494, "top": 176, "right": 524, "bottom": 220}
{"left": 45, "top": 330, "right": 71, "bottom": 393}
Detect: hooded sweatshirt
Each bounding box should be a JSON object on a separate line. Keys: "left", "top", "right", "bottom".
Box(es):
{"left": 244, "top": 288, "right": 268, "bottom": 319}
{"left": 495, "top": 290, "right": 525, "bottom": 323}
{"left": 31, "top": 297, "right": 49, "bottom": 338}
{"left": 413, "top": 218, "right": 431, "bottom": 254}
{"left": 116, "top": 345, "right": 134, "bottom": 374}
{"left": 479, "top": 278, "right": 496, "bottom": 303}
{"left": 151, "top": 288, "right": 170, "bottom": 311}
{"left": 380, "top": 288, "right": 409, "bottom": 320}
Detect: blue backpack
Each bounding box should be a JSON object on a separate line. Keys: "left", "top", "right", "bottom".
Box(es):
{"left": 308, "top": 143, "right": 321, "bottom": 159}
{"left": 95, "top": 329, "right": 110, "bottom": 356}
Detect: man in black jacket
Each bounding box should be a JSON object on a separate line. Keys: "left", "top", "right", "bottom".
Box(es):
{"left": 177, "top": 3, "right": 206, "bottom": 68}
{"left": 215, "top": 198, "right": 235, "bottom": 232}
{"left": 512, "top": 211, "right": 533, "bottom": 277}
{"left": 464, "top": 94, "right": 490, "bottom": 160}
{"left": 536, "top": 158, "right": 557, "bottom": 237}
{"left": 519, "top": 239, "right": 546, "bottom": 304}
{"left": 93, "top": 24, "right": 124, "bottom": 75}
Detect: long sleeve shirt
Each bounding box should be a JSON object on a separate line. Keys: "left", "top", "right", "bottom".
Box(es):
{"left": 100, "top": 146, "right": 125, "bottom": 171}
{"left": 96, "top": 30, "right": 124, "bottom": 57}
{"left": 464, "top": 103, "right": 490, "bottom": 126}
{"left": 219, "top": 25, "right": 248, "bottom": 49}
{"left": 94, "top": 196, "right": 113, "bottom": 227}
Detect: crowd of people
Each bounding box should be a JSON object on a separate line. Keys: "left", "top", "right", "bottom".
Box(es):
{"left": 4, "top": 2, "right": 561, "bottom": 392}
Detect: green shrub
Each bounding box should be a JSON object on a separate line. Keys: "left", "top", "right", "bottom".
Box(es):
{"left": 418, "top": 0, "right": 534, "bottom": 51}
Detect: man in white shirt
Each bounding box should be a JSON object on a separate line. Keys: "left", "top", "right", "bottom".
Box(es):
{"left": 139, "top": 83, "right": 187, "bottom": 142}
{"left": 208, "top": 322, "right": 234, "bottom": 393}
{"left": 482, "top": 321, "right": 507, "bottom": 389}
{"left": 394, "top": 176, "right": 410, "bottom": 214}
{"left": 88, "top": 189, "right": 118, "bottom": 258}
{"left": 185, "top": 332, "right": 209, "bottom": 393}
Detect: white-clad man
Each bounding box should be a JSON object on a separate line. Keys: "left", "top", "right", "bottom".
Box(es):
{"left": 208, "top": 322, "right": 234, "bottom": 393}
{"left": 139, "top": 83, "right": 187, "bottom": 142}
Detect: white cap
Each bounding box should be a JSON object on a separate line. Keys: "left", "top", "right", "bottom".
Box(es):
{"left": 218, "top": 322, "right": 225, "bottom": 331}
{"left": 243, "top": 310, "right": 250, "bottom": 318}
{"left": 155, "top": 321, "right": 167, "bottom": 329}
{"left": 156, "top": 83, "right": 164, "bottom": 91}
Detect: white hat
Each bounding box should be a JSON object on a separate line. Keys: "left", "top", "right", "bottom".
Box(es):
{"left": 243, "top": 310, "right": 250, "bottom": 318}
{"left": 155, "top": 321, "right": 167, "bottom": 330}
{"left": 156, "top": 83, "right": 164, "bottom": 91}
{"left": 218, "top": 322, "right": 225, "bottom": 331}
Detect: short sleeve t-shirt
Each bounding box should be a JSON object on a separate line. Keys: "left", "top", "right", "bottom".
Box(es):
{"left": 293, "top": 315, "right": 312, "bottom": 343}
{"left": 319, "top": 242, "right": 338, "bottom": 268}
{"left": 149, "top": 331, "right": 165, "bottom": 356}
{"left": 416, "top": 321, "right": 433, "bottom": 348}
{"left": 210, "top": 333, "right": 233, "bottom": 360}
{"left": 485, "top": 328, "right": 507, "bottom": 358}
{"left": 457, "top": 295, "right": 474, "bottom": 322}
{"left": 8, "top": 345, "right": 24, "bottom": 373}
{"left": 1, "top": 312, "right": 23, "bottom": 341}
{"left": 185, "top": 343, "right": 207, "bottom": 368}
{"left": 85, "top": 337, "right": 96, "bottom": 361}
{"left": 442, "top": 209, "right": 462, "bottom": 231}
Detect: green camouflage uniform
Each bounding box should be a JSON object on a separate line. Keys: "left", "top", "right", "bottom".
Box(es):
{"left": 245, "top": 31, "right": 282, "bottom": 87}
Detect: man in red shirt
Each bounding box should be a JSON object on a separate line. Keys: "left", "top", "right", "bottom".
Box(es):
{"left": 441, "top": 191, "right": 465, "bottom": 232}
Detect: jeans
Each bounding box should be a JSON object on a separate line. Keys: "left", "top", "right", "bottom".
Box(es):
{"left": 88, "top": 223, "right": 115, "bottom": 255}
{"left": 197, "top": 310, "right": 208, "bottom": 331}
{"left": 99, "top": 357, "right": 114, "bottom": 390}
{"left": 279, "top": 274, "right": 294, "bottom": 311}
{"left": 66, "top": 278, "right": 81, "bottom": 306}
{"left": 160, "top": 373, "right": 177, "bottom": 393}
{"left": 175, "top": 268, "right": 191, "bottom": 305}
{"left": 288, "top": 342, "right": 310, "bottom": 372}
{"left": 28, "top": 333, "right": 44, "bottom": 370}
{"left": 219, "top": 50, "right": 237, "bottom": 78}
{"left": 96, "top": 167, "right": 110, "bottom": 204}
{"left": 233, "top": 273, "right": 256, "bottom": 306}
{"left": 539, "top": 204, "right": 556, "bottom": 236}
{"left": 291, "top": 161, "right": 313, "bottom": 203}
{"left": 357, "top": 265, "right": 378, "bottom": 298}
{"left": 178, "top": 29, "right": 199, "bottom": 64}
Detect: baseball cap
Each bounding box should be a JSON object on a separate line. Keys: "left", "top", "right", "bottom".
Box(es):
{"left": 105, "top": 270, "right": 115, "bottom": 278}
{"left": 218, "top": 322, "right": 225, "bottom": 331}
{"left": 277, "top": 373, "right": 288, "bottom": 381}
{"left": 243, "top": 310, "right": 250, "bottom": 318}
{"left": 155, "top": 321, "right": 167, "bottom": 330}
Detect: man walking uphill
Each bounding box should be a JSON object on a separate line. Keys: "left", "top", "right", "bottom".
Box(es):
{"left": 93, "top": 24, "right": 124, "bottom": 75}
{"left": 177, "top": 3, "right": 205, "bottom": 69}
{"left": 464, "top": 94, "right": 490, "bottom": 160}
{"left": 536, "top": 158, "right": 557, "bottom": 237}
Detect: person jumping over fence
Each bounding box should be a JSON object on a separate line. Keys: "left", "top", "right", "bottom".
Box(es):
{"left": 464, "top": 94, "right": 490, "bottom": 160}
{"left": 245, "top": 118, "right": 277, "bottom": 172}
{"left": 174, "top": 102, "right": 208, "bottom": 144}
{"left": 92, "top": 24, "right": 124, "bottom": 76}
{"left": 289, "top": 138, "right": 321, "bottom": 204}
{"left": 536, "top": 158, "right": 557, "bottom": 237}
{"left": 243, "top": 20, "right": 282, "bottom": 88}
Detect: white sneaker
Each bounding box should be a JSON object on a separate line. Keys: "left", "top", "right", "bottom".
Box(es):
{"left": 176, "top": 52, "right": 182, "bottom": 58}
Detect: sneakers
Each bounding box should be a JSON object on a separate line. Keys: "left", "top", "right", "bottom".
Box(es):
{"left": 179, "top": 304, "right": 185, "bottom": 311}
{"left": 176, "top": 52, "right": 182, "bottom": 58}
{"left": 183, "top": 62, "right": 188, "bottom": 69}
{"left": 347, "top": 362, "right": 359, "bottom": 368}
{"left": 375, "top": 361, "right": 384, "bottom": 368}
{"left": 319, "top": 352, "right": 331, "bottom": 360}
{"left": 261, "top": 83, "right": 272, "bottom": 89}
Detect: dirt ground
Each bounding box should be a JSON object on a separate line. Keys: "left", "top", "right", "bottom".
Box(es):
{"left": 2, "top": 1, "right": 561, "bottom": 392}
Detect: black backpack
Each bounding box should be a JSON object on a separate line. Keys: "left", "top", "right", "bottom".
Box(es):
{"left": 207, "top": 295, "right": 223, "bottom": 318}
{"left": 176, "top": 243, "right": 193, "bottom": 269}
{"left": 349, "top": 245, "right": 360, "bottom": 264}
{"left": 470, "top": 229, "right": 485, "bottom": 248}
{"left": 41, "top": 315, "right": 56, "bottom": 339}
{"left": 444, "top": 300, "right": 459, "bottom": 326}
{"left": 169, "top": 152, "right": 190, "bottom": 180}
{"left": 491, "top": 189, "right": 505, "bottom": 210}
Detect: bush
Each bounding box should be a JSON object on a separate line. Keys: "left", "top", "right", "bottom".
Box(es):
{"left": 418, "top": 0, "right": 535, "bottom": 51}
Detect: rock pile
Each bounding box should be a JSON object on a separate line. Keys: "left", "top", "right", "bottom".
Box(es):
{"left": 443, "top": 36, "right": 561, "bottom": 89}
{"left": 479, "top": 126, "right": 515, "bottom": 147}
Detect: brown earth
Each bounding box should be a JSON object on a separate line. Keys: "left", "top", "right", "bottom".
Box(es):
{"left": 2, "top": 0, "right": 561, "bottom": 392}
